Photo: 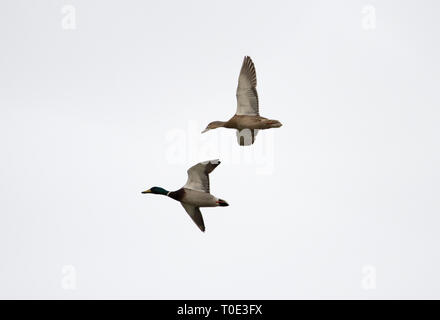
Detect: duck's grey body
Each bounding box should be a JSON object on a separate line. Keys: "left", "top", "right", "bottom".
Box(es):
{"left": 179, "top": 188, "right": 220, "bottom": 207}
{"left": 202, "top": 56, "right": 282, "bottom": 146}
{"left": 143, "top": 160, "right": 228, "bottom": 232}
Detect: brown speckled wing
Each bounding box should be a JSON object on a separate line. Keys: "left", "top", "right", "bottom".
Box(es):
{"left": 236, "top": 56, "right": 259, "bottom": 116}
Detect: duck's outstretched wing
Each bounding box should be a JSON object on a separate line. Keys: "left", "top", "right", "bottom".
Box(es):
{"left": 183, "top": 159, "right": 220, "bottom": 193}
{"left": 181, "top": 203, "right": 205, "bottom": 232}
{"left": 236, "top": 56, "right": 259, "bottom": 116}
{"left": 236, "top": 129, "right": 258, "bottom": 146}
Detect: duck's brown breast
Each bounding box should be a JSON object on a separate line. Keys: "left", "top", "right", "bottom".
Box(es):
{"left": 168, "top": 188, "right": 186, "bottom": 201}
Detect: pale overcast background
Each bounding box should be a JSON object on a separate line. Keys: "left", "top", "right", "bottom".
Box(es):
{"left": 1, "top": 0, "right": 439, "bottom": 299}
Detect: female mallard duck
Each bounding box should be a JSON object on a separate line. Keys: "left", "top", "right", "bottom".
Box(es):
{"left": 202, "top": 56, "right": 282, "bottom": 146}
{"left": 141, "top": 160, "right": 228, "bottom": 232}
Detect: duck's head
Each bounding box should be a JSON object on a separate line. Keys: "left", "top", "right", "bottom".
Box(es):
{"left": 202, "top": 121, "right": 225, "bottom": 133}
{"left": 141, "top": 186, "right": 169, "bottom": 195}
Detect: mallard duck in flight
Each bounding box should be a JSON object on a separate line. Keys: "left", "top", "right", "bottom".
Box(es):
{"left": 142, "top": 160, "right": 228, "bottom": 232}
{"left": 202, "top": 56, "right": 282, "bottom": 146}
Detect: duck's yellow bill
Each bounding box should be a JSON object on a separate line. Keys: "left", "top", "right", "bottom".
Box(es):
{"left": 142, "top": 189, "right": 152, "bottom": 194}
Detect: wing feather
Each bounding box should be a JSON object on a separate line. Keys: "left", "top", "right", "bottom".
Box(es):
{"left": 183, "top": 159, "right": 220, "bottom": 193}
{"left": 236, "top": 56, "right": 259, "bottom": 116}
{"left": 181, "top": 203, "right": 205, "bottom": 232}
{"left": 236, "top": 129, "right": 258, "bottom": 146}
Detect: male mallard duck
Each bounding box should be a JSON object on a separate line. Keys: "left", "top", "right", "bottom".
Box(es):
{"left": 202, "top": 56, "right": 282, "bottom": 146}
{"left": 142, "top": 160, "right": 228, "bottom": 232}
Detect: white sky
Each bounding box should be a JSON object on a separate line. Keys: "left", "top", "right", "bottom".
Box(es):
{"left": 1, "top": 0, "right": 439, "bottom": 298}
